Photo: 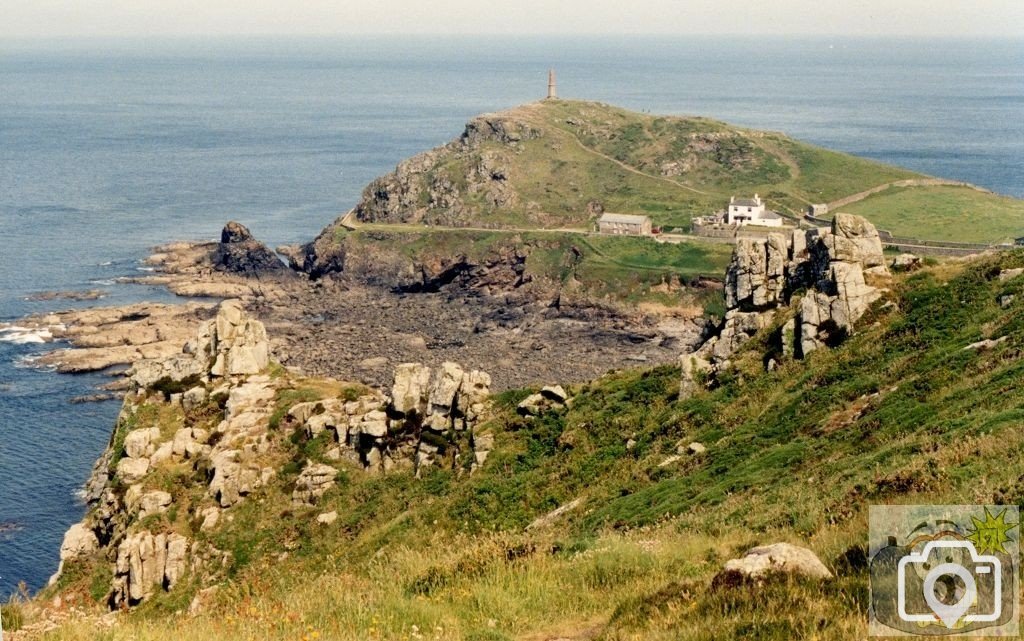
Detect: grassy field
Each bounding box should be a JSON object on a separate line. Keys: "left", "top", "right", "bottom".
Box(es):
{"left": 838, "top": 185, "right": 1024, "bottom": 243}
{"left": 17, "top": 247, "right": 1024, "bottom": 640}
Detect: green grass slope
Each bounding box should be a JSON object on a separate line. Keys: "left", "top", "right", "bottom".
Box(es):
{"left": 354, "top": 100, "right": 926, "bottom": 231}
{"left": 30, "top": 250, "right": 1024, "bottom": 641}
{"left": 839, "top": 185, "right": 1024, "bottom": 243}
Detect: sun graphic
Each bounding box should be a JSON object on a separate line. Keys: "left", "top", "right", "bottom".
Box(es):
{"left": 966, "top": 507, "right": 1017, "bottom": 555}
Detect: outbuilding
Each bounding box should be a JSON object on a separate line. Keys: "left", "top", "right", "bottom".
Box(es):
{"left": 598, "top": 213, "right": 652, "bottom": 236}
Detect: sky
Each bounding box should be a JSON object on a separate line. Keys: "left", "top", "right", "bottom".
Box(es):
{"left": 0, "top": 0, "right": 1021, "bottom": 38}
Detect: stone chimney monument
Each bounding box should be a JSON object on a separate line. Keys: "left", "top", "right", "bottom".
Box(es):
{"left": 547, "top": 69, "right": 557, "bottom": 100}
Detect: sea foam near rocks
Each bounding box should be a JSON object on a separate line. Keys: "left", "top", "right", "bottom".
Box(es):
{"left": 0, "top": 326, "right": 53, "bottom": 344}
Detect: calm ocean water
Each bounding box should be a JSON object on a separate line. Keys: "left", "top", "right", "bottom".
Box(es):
{"left": 1, "top": 36, "right": 1022, "bottom": 594}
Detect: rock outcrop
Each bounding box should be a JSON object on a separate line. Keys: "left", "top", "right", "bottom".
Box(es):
{"left": 48, "top": 524, "right": 99, "bottom": 586}
{"left": 353, "top": 114, "right": 537, "bottom": 228}
{"left": 213, "top": 221, "right": 287, "bottom": 275}
{"left": 281, "top": 360, "right": 492, "bottom": 474}
{"left": 517, "top": 384, "right": 571, "bottom": 417}
{"left": 713, "top": 543, "right": 832, "bottom": 587}
{"left": 50, "top": 300, "right": 494, "bottom": 610}
{"left": 291, "top": 463, "right": 338, "bottom": 506}
{"left": 111, "top": 531, "right": 189, "bottom": 606}
{"left": 130, "top": 299, "right": 269, "bottom": 387}
{"left": 682, "top": 214, "right": 888, "bottom": 397}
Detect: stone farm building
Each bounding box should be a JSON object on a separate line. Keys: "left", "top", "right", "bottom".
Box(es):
{"left": 598, "top": 213, "right": 652, "bottom": 236}
{"left": 725, "top": 194, "right": 784, "bottom": 227}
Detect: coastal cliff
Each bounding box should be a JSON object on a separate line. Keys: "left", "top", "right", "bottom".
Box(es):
{"left": 49, "top": 300, "right": 496, "bottom": 611}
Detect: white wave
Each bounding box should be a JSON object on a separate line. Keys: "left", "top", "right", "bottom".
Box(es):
{"left": 0, "top": 327, "right": 53, "bottom": 344}
{"left": 98, "top": 261, "right": 113, "bottom": 266}
{"left": 13, "top": 354, "right": 57, "bottom": 371}
{"left": 0, "top": 325, "right": 33, "bottom": 333}
{"left": 89, "top": 279, "right": 117, "bottom": 286}
{"left": 135, "top": 266, "right": 156, "bottom": 272}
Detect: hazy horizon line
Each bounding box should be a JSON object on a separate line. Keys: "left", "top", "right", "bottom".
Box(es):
{"left": 3, "top": 32, "right": 1023, "bottom": 41}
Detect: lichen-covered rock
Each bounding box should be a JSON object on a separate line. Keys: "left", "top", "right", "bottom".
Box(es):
{"left": 724, "top": 234, "right": 787, "bottom": 310}
{"left": 473, "top": 432, "right": 495, "bottom": 469}
{"left": 698, "top": 213, "right": 888, "bottom": 375}
{"left": 540, "top": 384, "right": 567, "bottom": 404}
{"left": 679, "top": 353, "right": 712, "bottom": 399}
{"left": 203, "top": 300, "right": 270, "bottom": 377}
{"left": 428, "top": 361, "right": 465, "bottom": 413}
{"left": 129, "top": 355, "right": 206, "bottom": 388}
{"left": 58, "top": 523, "right": 98, "bottom": 561}
{"left": 827, "top": 213, "right": 886, "bottom": 272}
{"left": 462, "top": 370, "right": 493, "bottom": 406}
{"left": 182, "top": 385, "right": 208, "bottom": 412}
{"left": 799, "top": 261, "right": 881, "bottom": 356}
{"left": 208, "top": 449, "right": 263, "bottom": 507}
{"left": 123, "top": 427, "right": 162, "bottom": 460}
{"left": 116, "top": 457, "right": 151, "bottom": 484}
{"left": 891, "top": 253, "right": 921, "bottom": 272}
{"left": 130, "top": 299, "right": 269, "bottom": 387}
{"left": 47, "top": 522, "right": 100, "bottom": 586}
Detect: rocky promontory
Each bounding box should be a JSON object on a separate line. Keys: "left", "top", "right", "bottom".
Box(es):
{"left": 50, "top": 300, "right": 498, "bottom": 609}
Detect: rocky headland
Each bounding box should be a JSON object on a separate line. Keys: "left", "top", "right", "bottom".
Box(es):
{"left": 48, "top": 300, "right": 498, "bottom": 611}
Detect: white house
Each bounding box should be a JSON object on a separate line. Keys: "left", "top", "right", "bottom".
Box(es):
{"left": 724, "top": 194, "right": 783, "bottom": 227}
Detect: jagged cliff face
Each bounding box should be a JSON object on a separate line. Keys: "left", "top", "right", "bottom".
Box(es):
{"left": 354, "top": 114, "right": 538, "bottom": 227}
{"left": 681, "top": 213, "right": 888, "bottom": 396}
{"left": 51, "top": 301, "right": 494, "bottom": 610}
{"left": 294, "top": 113, "right": 539, "bottom": 280}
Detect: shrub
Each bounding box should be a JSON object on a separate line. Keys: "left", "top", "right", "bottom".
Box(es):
{"left": 151, "top": 374, "right": 203, "bottom": 401}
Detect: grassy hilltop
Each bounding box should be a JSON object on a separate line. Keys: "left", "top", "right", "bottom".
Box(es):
{"left": 350, "top": 99, "right": 927, "bottom": 231}
{"left": 24, "top": 248, "right": 1024, "bottom": 640}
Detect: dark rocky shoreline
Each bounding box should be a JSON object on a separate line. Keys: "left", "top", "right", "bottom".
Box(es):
{"left": 8, "top": 222, "right": 712, "bottom": 392}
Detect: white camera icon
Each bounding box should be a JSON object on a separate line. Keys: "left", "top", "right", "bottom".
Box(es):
{"left": 897, "top": 540, "right": 1002, "bottom": 629}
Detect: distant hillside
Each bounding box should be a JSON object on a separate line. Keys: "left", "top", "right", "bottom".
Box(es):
{"left": 350, "top": 99, "right": 924, "bottom": 230}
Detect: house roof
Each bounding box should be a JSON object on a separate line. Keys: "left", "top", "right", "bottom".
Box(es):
{"left": 732, "top": 198, "right": 762, "bottom": 207}
{"left": 760, "top": 210, "right": 782, "bottom": 220}
{"left": 599, "top": 213, "right": 650, "bottom": 225}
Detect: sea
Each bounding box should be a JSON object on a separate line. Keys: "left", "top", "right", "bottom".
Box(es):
{"left": 1, "top": 35, "right": 1022, "bottom": 595}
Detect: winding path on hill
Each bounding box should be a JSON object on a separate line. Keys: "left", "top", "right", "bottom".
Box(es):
{"left": 554, "top": 125, "right": 713, "bottom": 197}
